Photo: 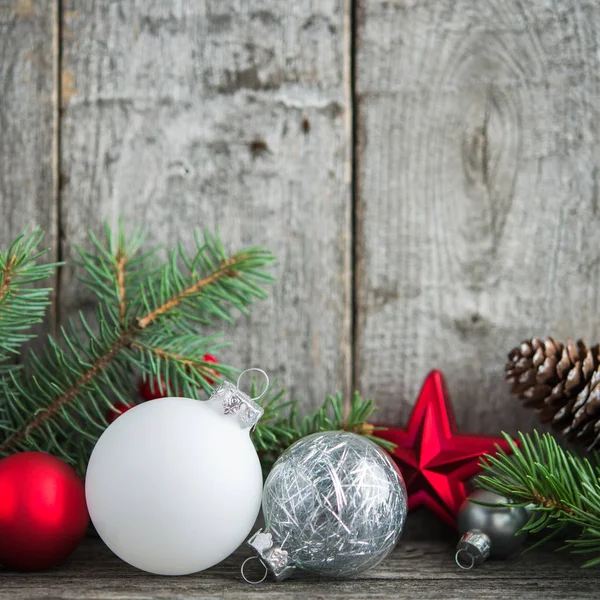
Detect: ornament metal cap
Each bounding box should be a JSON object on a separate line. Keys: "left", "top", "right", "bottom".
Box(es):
{"left": 207, "top": 368, "right": 268, "bottom": 430}
{"left": 455, "top": 530, "right": 491, "bottom": 570}
{"left": 244, "top": 529, "right": 295, "bottom": 582}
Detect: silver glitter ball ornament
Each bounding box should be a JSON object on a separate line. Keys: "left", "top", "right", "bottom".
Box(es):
{"left": 455, "top": 489, "right": 529, "bottom": 569}
{"left": 243, "top": 431, "right": 407, "bottom": 582}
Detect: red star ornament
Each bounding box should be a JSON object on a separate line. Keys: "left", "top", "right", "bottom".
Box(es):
{"left": 378, "top": 370, "right": 515, "bottom": 527}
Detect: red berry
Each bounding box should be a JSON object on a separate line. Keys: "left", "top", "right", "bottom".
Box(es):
{"left": 202, "top": 353, "right": 219, "bottom": 385}
{"left": 138, "top": 376, "right": 168, "bottom": 401}
{"left": 107, "top": 402, "right": 134, "bottom": 424}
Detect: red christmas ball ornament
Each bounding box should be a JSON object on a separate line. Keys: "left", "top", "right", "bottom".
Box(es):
{"left": 106, "top": 402, "right": 135, "bottom": 424}
{"left": 202, "top": 353, "right": 219, "bottom": 385}
{"left": 0, "top": 452, "right": 89, "bottom": 571}
{"left": 138, "top": 375, "right": 168, "bottom": 401}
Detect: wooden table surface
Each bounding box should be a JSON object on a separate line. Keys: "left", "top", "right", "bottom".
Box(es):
{"left": 0, "top": 537, "right": 597, "bottom": 600}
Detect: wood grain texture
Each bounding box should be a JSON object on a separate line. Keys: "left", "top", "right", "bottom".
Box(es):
{"left": 355, "top": 1, "right": 600, "bottom": 432}
{"left": 0, "top": 537, "right": 597, "bottom": 599}
{"left": 58, "top": 1, "right": 352, "bottom": 407}
{"left": 0, "top": 0, "right": 58, "bottom": 323}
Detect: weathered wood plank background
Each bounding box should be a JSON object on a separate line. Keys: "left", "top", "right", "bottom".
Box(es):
{"left": 3, "top": 0, "right": 600, "bottom": 441}
{"left": 59, "top": 1, "right": 352, "bottom": 408}
{"left": 355, "top": 0, "right": 600, "bottom": 434}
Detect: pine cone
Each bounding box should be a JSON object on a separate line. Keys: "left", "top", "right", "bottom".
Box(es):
{"left": 506, "top": 338, "right": 600, "bottom": 450}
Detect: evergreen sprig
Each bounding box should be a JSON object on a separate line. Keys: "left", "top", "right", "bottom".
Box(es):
{"left": 0, "top": 226, "right": 396, "bottom": 474}
{"left": 478, "top": 431, "right": 600, "bottom": 567}
{"left": 253, "top": 384, "right": 395, "bottom": 471}
{"left": 0, "top": 226, "right": 275, "bottom": 463}
{"left": 0, "top": 229, "right": 57, "bottom": 373}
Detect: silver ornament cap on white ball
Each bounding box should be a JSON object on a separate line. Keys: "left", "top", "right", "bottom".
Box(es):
{"left": 455, "top": 489, "right": 529, "bottom": 570}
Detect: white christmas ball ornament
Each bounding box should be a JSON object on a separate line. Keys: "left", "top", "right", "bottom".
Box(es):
{"left": 86, "top": 373, "right": 267, "bottom": 575}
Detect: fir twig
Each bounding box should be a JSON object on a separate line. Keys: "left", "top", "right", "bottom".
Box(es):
{"left": 478, "top": 431, "right": 600, "bottom": 567}
{"left": 0, "top": 229, "right": 57, "bottom": 370}
{"left": 137, "top": 254, "right": 243, "bottom": 329}
{"left": 0, "top": 226, "right": 395, "bottom": 477}
{"left": 0, "top": 226, "right": 275, "bottom": 462}
{"left": 252, "top": 385, "right": 396, "bottom": 471}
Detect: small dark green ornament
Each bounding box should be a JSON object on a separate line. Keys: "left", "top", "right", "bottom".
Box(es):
{"left": 455, "top": 490, "right": 529, "bottom": 569}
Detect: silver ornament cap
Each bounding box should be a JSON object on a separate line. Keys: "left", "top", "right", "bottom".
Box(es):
{"left": 245, "top": 530, "right": 295, "bottom": 582}
{"left": 456, "top": 530, "right": 491, "bottom": 569}
{"left": 207, "top": 368, "right": 268, "bottom": 430}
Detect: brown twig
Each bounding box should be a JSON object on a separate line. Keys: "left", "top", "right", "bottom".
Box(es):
{"left": 130, "top": 342, "right": 215, "bottom": 378}
{"left": 532, "top": 490, "right": 574, "bottom": 514}
{"left": 131, "top": 342, "right": 197, "bottom": 368}
{"left": 0, "top": 335, "right": 130, "bottom": 452}
{"left": 345, "top": 422, "right": 375, "bottom": 436}
{"left": 0, "top": 254, "right": 18, "bottom": 304}
{"left": 116, "top": 249, "right": 126, "bottom": 323}
{"left": 137, "top": 255, "right": 242, "bottom": 329}
{"left": 0, "top": 256, "right": 242, "bottom": 453}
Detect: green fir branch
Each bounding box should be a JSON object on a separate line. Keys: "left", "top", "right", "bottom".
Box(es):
{"left": 129, "top": 331, "right": 238, "bottom": 398}
{"left": 478, "top": 431, "right": 600, "bottom": 567}
{"left": 0, "top": 226, "right": 395, "bottom": 476}
{"left": 76, "top": 222, "right": 159, "bottom": 325}
{"left": 253, "top": 384, "right": 396, "bottom": 471}
{"left": 0, "top": 229, "right": 57, "bottom": 372}
{"left": 0, "top": 226, "right": 275, "bottom": 462}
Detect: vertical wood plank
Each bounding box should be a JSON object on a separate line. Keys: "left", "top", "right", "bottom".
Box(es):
{"left": 355, "top": 1, "right": 600, "bottom": 433}
{"left": 59, "top": 1, "right": 352, "bottom": 407}
{"left": 0, "top": 0, "right": 58, "bottom": 324}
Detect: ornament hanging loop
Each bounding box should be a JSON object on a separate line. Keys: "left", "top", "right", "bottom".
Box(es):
{"left": 237, "top": 368, "right": 269, "bottom": 401}
{"left": 455, "top": 548, "right": 476, "bottom": 570}
{"left": 241, "top": 556, "right": 268, "bottom": 585}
